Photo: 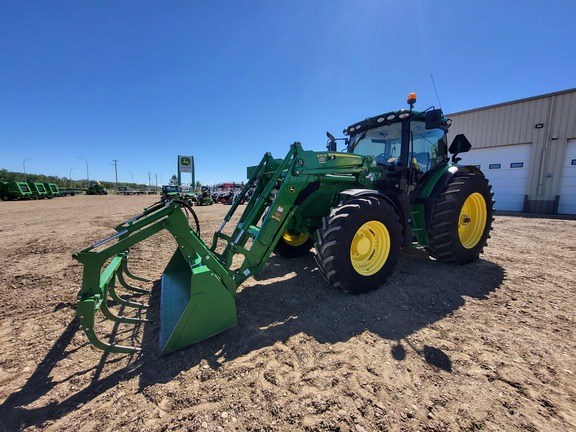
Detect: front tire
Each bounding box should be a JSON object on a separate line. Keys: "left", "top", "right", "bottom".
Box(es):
{"left": 426, "top": 172, "right": 494, "bottom": 264}
{"left": 315, "top": 196, "right": 402, "bottom": 294}
{"left": 274, "top": 231, "right": 313, "bottom": 258}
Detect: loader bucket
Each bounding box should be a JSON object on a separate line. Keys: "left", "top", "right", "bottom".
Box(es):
{"left": 159, "top": 249, "right": 237, "bottom": 354}
{"left": 73, "top": 200, "right": 239, "bottom": 354}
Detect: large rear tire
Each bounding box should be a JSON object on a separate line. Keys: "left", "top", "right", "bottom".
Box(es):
{"left": 315, "top": 196, "right": 402, "bottom": 294}
{"left": 426, "top": 172, "right": 494, "bottom": 263}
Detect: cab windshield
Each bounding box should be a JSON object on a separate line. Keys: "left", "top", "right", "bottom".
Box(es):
{"left": 349, "top": 120, "right": 447, "bottom": 173}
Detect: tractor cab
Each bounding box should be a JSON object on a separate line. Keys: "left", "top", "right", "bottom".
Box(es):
{"left": 342, "top": 94, "right": 455, "bottom": 193}
{"left": 346, "top": 117, "right": 448, "bottom": 171}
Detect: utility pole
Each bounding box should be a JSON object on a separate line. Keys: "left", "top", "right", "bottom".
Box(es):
{"left": 112, "top": 160, "right": 119, "bottom": 187}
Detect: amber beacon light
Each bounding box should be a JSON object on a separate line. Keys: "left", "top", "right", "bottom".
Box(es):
{"left": 407, "top": 92, "right": 417, "bottom": 107}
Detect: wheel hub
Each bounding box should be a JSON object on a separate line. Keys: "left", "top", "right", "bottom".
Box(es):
{"left": 355, "top": 234, "right": 371, "bottom": 256}
{"left": 458, "top": 192, "right": 487, "bottom": 249}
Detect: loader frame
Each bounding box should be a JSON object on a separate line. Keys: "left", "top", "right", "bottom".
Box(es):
{"left": 72, "top": 142, "right": 381, "bottom": 353}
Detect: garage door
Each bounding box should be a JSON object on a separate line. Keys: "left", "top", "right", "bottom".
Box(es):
{"left": 558, "top": 140, "right": 576, "bottom": 215}
{"left": 460, "top": 144, "right": 531, "bottom": 211}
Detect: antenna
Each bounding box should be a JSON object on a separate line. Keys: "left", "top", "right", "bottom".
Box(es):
{"left": 430, "top": 74, "right": 442, "bottom": 109}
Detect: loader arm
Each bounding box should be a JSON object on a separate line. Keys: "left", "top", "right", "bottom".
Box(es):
{"left": 209, "top": 142, "right": 373, "bottom": 284}
{"left": 72, "top": 142, "right": 375, "bottom": 354}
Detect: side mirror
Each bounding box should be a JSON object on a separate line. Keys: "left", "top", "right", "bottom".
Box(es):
{"left": 326, "top": 131, "right": 337, "bottom": 151}
{"left": 449, "top": 134, "right": 472, "bottom": 163}
{"left": 425, "top": 109, "right": 445, "bottom": 130}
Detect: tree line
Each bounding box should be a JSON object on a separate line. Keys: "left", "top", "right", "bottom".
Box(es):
{"left": 0, "top": 169, "right": 157, "bottom": 191}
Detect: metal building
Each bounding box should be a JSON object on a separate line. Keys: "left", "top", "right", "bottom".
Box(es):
{"left": 447, "top": 88, "right": 576, "bottom": 215}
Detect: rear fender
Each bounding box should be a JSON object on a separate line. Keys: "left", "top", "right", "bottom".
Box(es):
{"left": 413, "top": 164, "right": 484, "bottom": 233}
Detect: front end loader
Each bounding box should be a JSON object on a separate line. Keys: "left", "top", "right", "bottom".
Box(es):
{"left": 72, "top": 93, "right": 494, "bottom": 354}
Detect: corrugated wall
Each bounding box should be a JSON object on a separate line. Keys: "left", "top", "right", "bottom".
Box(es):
{"left": 446, "top": 89, "right": 576, "bottom": 212}
{"left": 549, "top": 92, "right": 576, "bottom": 199}
{"left": 447, "top": 96, "right": 550, "bottom": 148}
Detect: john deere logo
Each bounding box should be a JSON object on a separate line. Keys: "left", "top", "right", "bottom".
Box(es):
{"left": 181, "top": 157, "right": 191, "bottom": 166}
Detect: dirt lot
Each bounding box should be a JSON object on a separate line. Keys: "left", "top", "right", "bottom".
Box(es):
{"left": 0, "top": 195, "right": 575, "bottom": 431}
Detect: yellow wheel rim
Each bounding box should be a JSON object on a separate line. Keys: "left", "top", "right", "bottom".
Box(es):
{"left": 350, "top": 221, "right": 390, "bottom": 276}
{"left": 458, "top": 192, "right": 487, "bottom": 249}
{"left": 281, "top": 231, "right": 310, "bottom": 247}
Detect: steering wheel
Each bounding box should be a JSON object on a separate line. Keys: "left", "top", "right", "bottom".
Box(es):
{"left": 375, "top": 153, "right": 397, "bottom": 165}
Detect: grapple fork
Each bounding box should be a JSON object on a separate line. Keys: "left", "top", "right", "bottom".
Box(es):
{"left": 74, "top": 253, "right": 151, "bottom": 353}
{"left": 72, "top": 200, "right": 239, "bottom": 354}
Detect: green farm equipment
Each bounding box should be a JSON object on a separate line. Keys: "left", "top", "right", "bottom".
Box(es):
{"left": 0, "top": 181, "right": 34, "bottom": 200}
{"left": 161, "top": 185, "right": 181, "bottom": 201}
{"left": 72, "top": 93, "right": 494, "bottom": 354}
{"left": 195, "top": 186, "right": 214, "bottom": 206}
{"left": 44, "top": 183, "right": 61, "bottom": 197}
{"left": 87, "top": 181, "right": 108, "bottom": 195}
{"left": 161, "top": 185, "right": 197, "bottom": 207}
{"left": 27, "top": 182, "right": 49, "bottom": 199}
{"left": 0, "top": 181, "right": 60, "bottom": 200}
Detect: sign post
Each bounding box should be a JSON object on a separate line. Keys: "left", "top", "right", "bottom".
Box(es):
{"left": 177, "top": 155, "right": 194, "bottom": 187}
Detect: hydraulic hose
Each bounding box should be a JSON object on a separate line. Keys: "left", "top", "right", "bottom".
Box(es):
{"left": 173, "top": 198, "right": 201, "bottom": 236}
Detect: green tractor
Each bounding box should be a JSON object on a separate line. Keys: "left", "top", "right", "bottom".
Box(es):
{"left": 87, "top": 181, "right": 108, "bottom": 195}
{"left": 161, "top": 184, "right": 181, "bottom": 201}
{"left": 195, "top": 186, "right": 214, "bottom": 206}
{"left": 72, "top": 93, "right": 493, "bottom": 354}
{"left": 161, "top": 185, "right": 197, "bottom": 207}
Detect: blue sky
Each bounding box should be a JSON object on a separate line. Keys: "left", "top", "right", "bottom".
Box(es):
{"left": 1, "top": 1, "right": 575, "bottom": 186}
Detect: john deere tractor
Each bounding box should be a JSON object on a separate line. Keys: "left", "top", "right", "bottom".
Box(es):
{"left": 72, "top": 93, "right": 494, "bottom": 354}
{"left": 87, "top": 181, "right": 108, "bottom": 195}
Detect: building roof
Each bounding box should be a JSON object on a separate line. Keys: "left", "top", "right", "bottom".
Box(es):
{"left": 448, "top": 88, "right": 576, "bottom": 116}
